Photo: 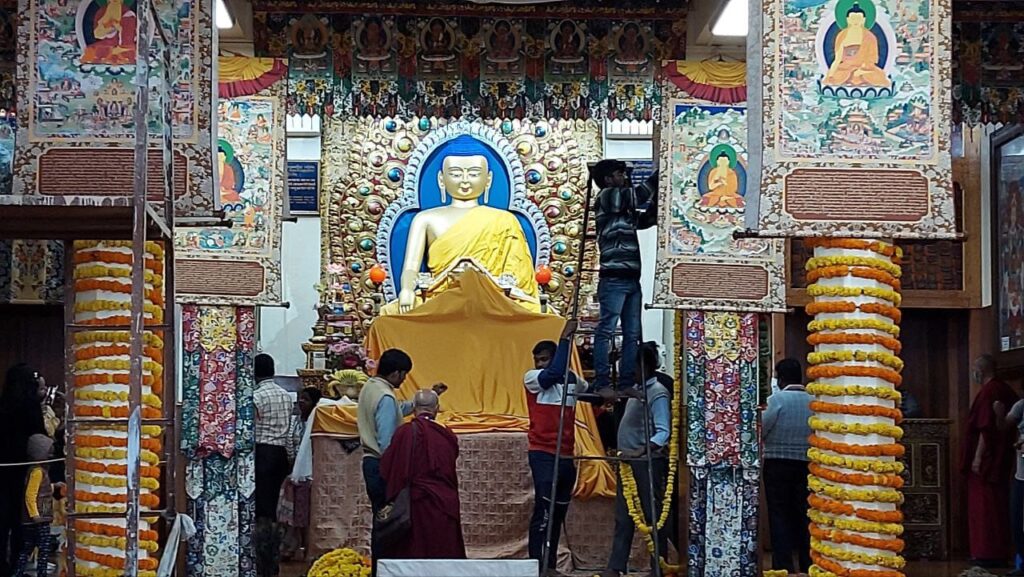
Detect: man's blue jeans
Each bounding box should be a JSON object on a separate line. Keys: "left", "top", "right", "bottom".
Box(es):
{"left": 594, "top": 277, "right": 643, "bottom": 390}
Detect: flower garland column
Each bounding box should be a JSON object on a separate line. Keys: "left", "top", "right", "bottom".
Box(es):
{"left": 803, "top": 239, "right": 906, "bottom": 577}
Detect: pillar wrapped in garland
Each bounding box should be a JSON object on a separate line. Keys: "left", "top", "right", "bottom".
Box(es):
{"left": 803, "top": 238, "right": 906, "bottom": 577}
{"left": 70, "top": 240, "right": 166, "bottom": 577}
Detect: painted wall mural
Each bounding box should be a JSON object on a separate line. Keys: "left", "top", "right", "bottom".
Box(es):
{"left": 754, "top": 0, "right": 955, "bottom": 239}
{"left": 252, "top": 1, "right": 687, "bottom": 120}
{"left": 653, "top": 63, "right": 785, "bottom": 312}
{"left": 953, "top": 3, "right": 1024, "bottom": 125}
{"left": 175, "top": 57, "right": 286, "bottom": 306}
{"left": 11, "top": 0, "right": 215, "bottom": 216}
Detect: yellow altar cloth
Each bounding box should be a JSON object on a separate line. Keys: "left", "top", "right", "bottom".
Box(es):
{"left": 311, "top": 268, "right": 615, "bottom": 498}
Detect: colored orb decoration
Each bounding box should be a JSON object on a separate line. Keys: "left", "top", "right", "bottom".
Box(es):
{"left": 564, "top": 265, "right": 575, "bottom": 277}
{"left": 387, "top": 167, "right": 403, "bottom": 182}
{"left": 553, "top": 241, "right": 567, "bottom": 255}
{"left": 544, "top": 206, "right": 561, "bottom": 219}
{"left": 546, "top": 158, "right": 562, "bottom": 171}
{"left": 559, "top": 189, "right": 572, "bottom": 201}
{"left": 566, "top": 224, "right": 581, "bottom": 238}
{"left": 384, "top": 119, "right": 398, "bottom": 132}
{"left": 367, "top": 201, "right": 383, "bottom": 215}
{"left": 418, "top": 118, "right": 432, "bottom": 131}
{"left": 359, "top": 238, "right": 374, "bottom": 251}
{"left": 526, "top": 170, "right": 543, "bottom": 185}
{"left": 358, "top": 185, "right": 371, "bottom": 197}
{"left": 348, "top": 220, "right": 363, "bottom": 233}
{"left": 501, "top": 120, "right": 513, "bottom": 135}
{"left": 396, "top": 137, "right": 413, "bottom": 153}
{"left": 369, "top": 264, "right": 387, "bottom": 285}
{"left": 535, "top": 265, "right": 553, "bottom": 285}
{"left": 517, "top": 141, "right": 533, "bottom": 157}
{"left": 369, "top": 151, "right": 387, "bottom": 167}
{"left": 351, "top": 262, "right": 363, "bottom": 273}
{"left": 534, "top": 123, "right": 547, "bottom": 138}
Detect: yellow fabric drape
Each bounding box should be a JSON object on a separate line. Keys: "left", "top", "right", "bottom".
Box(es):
{"left": 218, "top": 56, "right": 281, "bottom": 83}
{"left": 674, "top": 60, "right": 747, "bottom": 88}
{"left": 311, "top": 269, "right": 615, "bottom": 498}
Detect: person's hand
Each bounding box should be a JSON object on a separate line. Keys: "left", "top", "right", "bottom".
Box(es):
{"left": 398, "top": 288, "right": 416, "bottom": 313}
{"left": 431, "top": 383, "right": 448, "bottom": 396}
{"left": 560, "top": 319, "right": 579, "bottom": 341}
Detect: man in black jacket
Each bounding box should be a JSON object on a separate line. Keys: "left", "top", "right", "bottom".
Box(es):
{"left": 590, "top": 160, "right": 659, "bottom": 393}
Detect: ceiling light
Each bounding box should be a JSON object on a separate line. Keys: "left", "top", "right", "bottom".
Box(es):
{"left": 712, "top": 0, "right": 748, "bottom": 37}
{"left": 216, "top": 0, "right": 234, "bottom": 30}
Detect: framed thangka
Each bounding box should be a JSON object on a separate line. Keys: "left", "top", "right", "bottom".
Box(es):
{"left": 992, "top": 127, "right": 1024, "bottom": 356}
{"left": 653, "top": 96, "right": 786, "bottom": 312}
{"left": 12, "top": 0, "right": 215, "bottom": 216}
{"left": 174, "top": 57, "right": 286, "bottom": 306}
{"left": 751, "top": 0, "right": 956, "bottom": 239}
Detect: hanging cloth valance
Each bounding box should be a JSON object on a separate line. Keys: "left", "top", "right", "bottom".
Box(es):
{"left": 665, "top": 60, "right": 747, "bottom": 104}
{"left": 218, "top": 57, "right": 289, "bottom": 99}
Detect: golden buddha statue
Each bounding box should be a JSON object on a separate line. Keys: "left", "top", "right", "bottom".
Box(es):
{"left": 700, "top": 145, "right": 744, "bottom": 210}
{"left": 391, "top": 146, "right": 538, "bottom": 314}
{"left": 824, "top": 4, "right": 889, "bottom": 88}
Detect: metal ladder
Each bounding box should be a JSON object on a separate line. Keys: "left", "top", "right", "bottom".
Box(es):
{"left": 540, "top": 168, "right": 665, "bottom": 577}
{"left": 63, "top": 0, "right": 178, "bottom": 575}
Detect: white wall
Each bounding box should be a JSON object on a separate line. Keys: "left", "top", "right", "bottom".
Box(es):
{"left": 258, "top": 135, "right": 323, "bottom": 375}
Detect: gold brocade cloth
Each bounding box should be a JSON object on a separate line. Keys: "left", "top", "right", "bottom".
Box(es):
{"left": 311, "top": 269, "right": 615, "bottom": 498}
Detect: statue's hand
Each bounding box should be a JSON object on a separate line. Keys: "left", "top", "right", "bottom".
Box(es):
{"left": 398, "top": 288, "right": 416, "bottom": 313}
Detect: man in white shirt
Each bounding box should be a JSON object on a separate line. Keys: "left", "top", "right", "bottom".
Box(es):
{"left": 253, "top": 353, "right": 294, "bottom": 577}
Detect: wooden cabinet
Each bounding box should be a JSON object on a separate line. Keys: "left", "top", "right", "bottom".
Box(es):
{"left": 900, "top": 419, "right": 952, "bottom": 560}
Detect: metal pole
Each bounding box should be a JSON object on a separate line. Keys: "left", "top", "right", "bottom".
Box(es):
{"left": 126, "top": 0, "right": 154, "bottom": 572}
{"left": 637, "top": 343, "right": 662, "bottom": 577}
{"left": 63, "top": 245, "right": 79, "bottom": 577}
{"left": 539, "top": 176, "right": 596, "bottom": 574}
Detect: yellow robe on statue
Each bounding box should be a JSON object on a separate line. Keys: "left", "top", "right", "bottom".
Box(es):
{"left": 381, "top": 205, "right": 539, "bottom": 314}
{"left": 824, "top": 27, "right": 889, "bottom": 88}
{"left": 700, "top": 167, "right": 743, "bottom": 209}
{"left": 312, "top": 269, "right": 615, "bottom": 498}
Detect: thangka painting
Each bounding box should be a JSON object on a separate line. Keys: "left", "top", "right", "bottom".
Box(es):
{"left": 994, "top": 129, "right": 1024, "bottom": 353}
{"left": 320, "top": 117, "right": 602, "bottom": 332}
{"left": 252, "top": 1, "right": 687, "bottom": 120}
{"left": 653, "top": 95, "right": 785, "bottom": 312}
{"left": 175, "top": 58, "right": 286, "bottom": 306}
{"left": 11, "top": 0, "right": 215, "bottom": 216}
{"left": 752, "top": 0, "right": 956, "bottom": 239}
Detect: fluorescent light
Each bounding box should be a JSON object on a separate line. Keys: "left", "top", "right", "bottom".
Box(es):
{"left": 712, "top": 0, "right": 748, "bottom": 37}
{"left": 216, "top": 0, "right": 234, "bottom": 30}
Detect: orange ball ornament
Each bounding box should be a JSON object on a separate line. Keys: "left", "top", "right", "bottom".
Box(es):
{"left": 368, "top": 264, "right": 387, "bottom": 285}
{"left": 535, "top": 264, "right": 552, "bottom": 285}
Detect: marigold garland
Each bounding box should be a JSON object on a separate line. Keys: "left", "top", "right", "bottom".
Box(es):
{"left": 75, "top": 435, "right": 163, "bottom": 452}
{"left": 73, "top": 250, "right": 165, "bottom": 274}
{"left": 78, "top": 534, "right": 160, "bottom": 552}
{"left": 74, "top": 301, "right": 165, "bottom": 322}
{"left": 807, "top": 332, "right": 902, "bottom": 353}
{"left": 74, "top": 390, "right": 163, "bottom": 408}
{"left": 809, "top": 434, "right": 905, "bottom": 457}
{"left": 307, "top": 548, "right": 372, "bottom": 577}
{"left": 74, "top": 520, "right": 159, "bottom": 541}
{"left": 806, "top": 256, "right": 902, "bottom": 278}
{"left": 806, "top": 365, "right": 902, "bottom": 386}
{"left": 73, "top": 265, "right": 163, "bottom": 286}
{"left": 76, "top": 548, "right": 158, "bottom": 570}
{"left": 75, "top": 447, "right": 161, "bottom": 465}
{"left": 76, "top": 470, "right": 160, "bottom": 490}
{"left": 75, "top": 490, "right": 160, "bottom": 508}
{"left": 807, "top": 448, "right": 904, "bottom": 475}
{"left": 807, "top": 318, "right": 900, "bottom": 337}
{"left": 809, "top": 401, "right": 902, "bottom": 423}
{"left": 74, "top": 358, "right": 163, "bottom": 376}
{"left": 74, "top": 566, "right": 157, "bottom": 577}
{"left": 806, "top": 284, "right": 902, "bottom": 306}
{"left": 807, "top": 350, "right": 904, "bottom": 371}
{"left": 75, "top": 344, "right": 165, "bottom": 364}
{"left": 810, "top": 539, "right": 905, "bottom": 570}
{"left": 808, "top": 417, "right": 904, "bottom": 440}
{"left": 764, "top": 571, "right": 788, "bottom": 577}
{"left": 808, "top": 509, "right": 903, "bottom": 536}
{"left": 75, "top": 373, "right": 162, "bottom": 394}
{"left": 807, "top": 476, "right": 903, "bottom": 504}
{"left": 73, "top": 331, "right": 165, "bottom": 349}
{"left": 810, "top": 525, "right": 905, "bottom": 554}
{"left": 74, "top": 405, "right": 163, "bottom": 419}
{"left": 804, "top": 238, "right": 903, "bottom": 259}
{"left": 75, "top": 239, "right": 165, "bottom": 257}
{"left": 806, "top": 266, "right": 901, "bottom": 290}
{"left": 74, "top": 279, "right": 165, "bottom": 305}
{"left": 811, "top": 552, "right": 905, "bottom": 577}
{"left": 808, "top": 462, "right": 904, "bottom": 488}
{"left": 807, "top": 494, "right": 903, "bottom": 524}
{"left": 77, "top": 461, "right": 161, "bottom": 478}
{"left": 806, "top": 383, "right": 901, "bottom": 402}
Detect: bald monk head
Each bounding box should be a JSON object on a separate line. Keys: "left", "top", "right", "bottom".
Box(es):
{"left": 414, "top": 389, "right": 440, "bottom": 419}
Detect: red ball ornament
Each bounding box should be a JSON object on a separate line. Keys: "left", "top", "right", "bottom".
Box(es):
{"left": 369, "top": 264, "right": 387, "bottom": 285}
{"left": 535, "top": 264, "right": 552, "bottom": 285}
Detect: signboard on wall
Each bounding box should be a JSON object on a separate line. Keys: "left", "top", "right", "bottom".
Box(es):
{"left": 288, "top": 160, "right": 320, "bottom": 215}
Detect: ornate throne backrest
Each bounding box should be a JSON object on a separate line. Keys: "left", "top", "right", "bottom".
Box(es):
{"left": 375, "top": 121, "right": 551, "bottom": 300}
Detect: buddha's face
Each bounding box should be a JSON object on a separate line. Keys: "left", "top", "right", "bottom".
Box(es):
{"left": 438, "top": 155, "right": 492, "bottom": 201}
{"left": 847, "top": 11, "right": 866, "bottom": 28}
{"left": 716, "top": 154, "right": 730, "bottom": 169}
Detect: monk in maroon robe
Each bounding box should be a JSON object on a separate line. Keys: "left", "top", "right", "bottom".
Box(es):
{"left": 962, "top": 355, "right": 1019, "bottom": 565}
{"left": 381, "top": 390, "right": 466, "bottom": 559}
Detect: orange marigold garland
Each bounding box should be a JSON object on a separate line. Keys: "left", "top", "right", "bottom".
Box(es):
{"left": 70, "top": 241, "right": 165, "bottom": 569}
{"left": 804, "top": 239, "right": 906, "bottom": 577}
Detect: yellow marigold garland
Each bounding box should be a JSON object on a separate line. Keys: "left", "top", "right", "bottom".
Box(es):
{"left": 807, "top": 318, "right": 900, "bottom": 337}
{"left": 804, "top": 238, "right": 903, "bottom": 259}
{"left": 805, "top": 383, "right": 901, "bottom": 402}
{"left": 810, "top": 539, "right": 906, "bottom": 570}
{"left": 75, "top": 447, "right": 161, "bottom": 465}
{"left": 74, "top": 567, "right": 157, "bottom": 577}
{"left": 806, "top": 255, "right": 902, "bottom": 278}
{"left": 808, "top": 417, "right": 904, "bottom": 440}
{"left": 73, "top": 265, "right": 164, "bottom": 286}
{"left": 74, "top": 358, "right": 163, "bottom": 376}
{"left": 764, "top": 571, "right": 789, "bottom": 577}
{"left": 807, "top": 509, "right": 903, "bottom": 537}
{"left": 77, "top": 534, "right": 160, "bottom": 552}
{"left": 73, "top": 331, "right": 165, "bottom": 348}
{"left": 806, "top": 283, "right": 902, "bottom": 306}
{"left": 807, "top": 476, "right": 903, "bottom": 504}
{"left": 807, "top": 350, "right": 904, "bottom": 371}
{"left": 806, "top": 448, "right": 904, "bottom": 475}
{"left": 76, "top": 470, "right": 160, "bottom": 491}
{"left": 307, "top": 548, "right": 371, "bottom": 577}
{"left": 74, "top": 390, "right": 163, "bottom": 409}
